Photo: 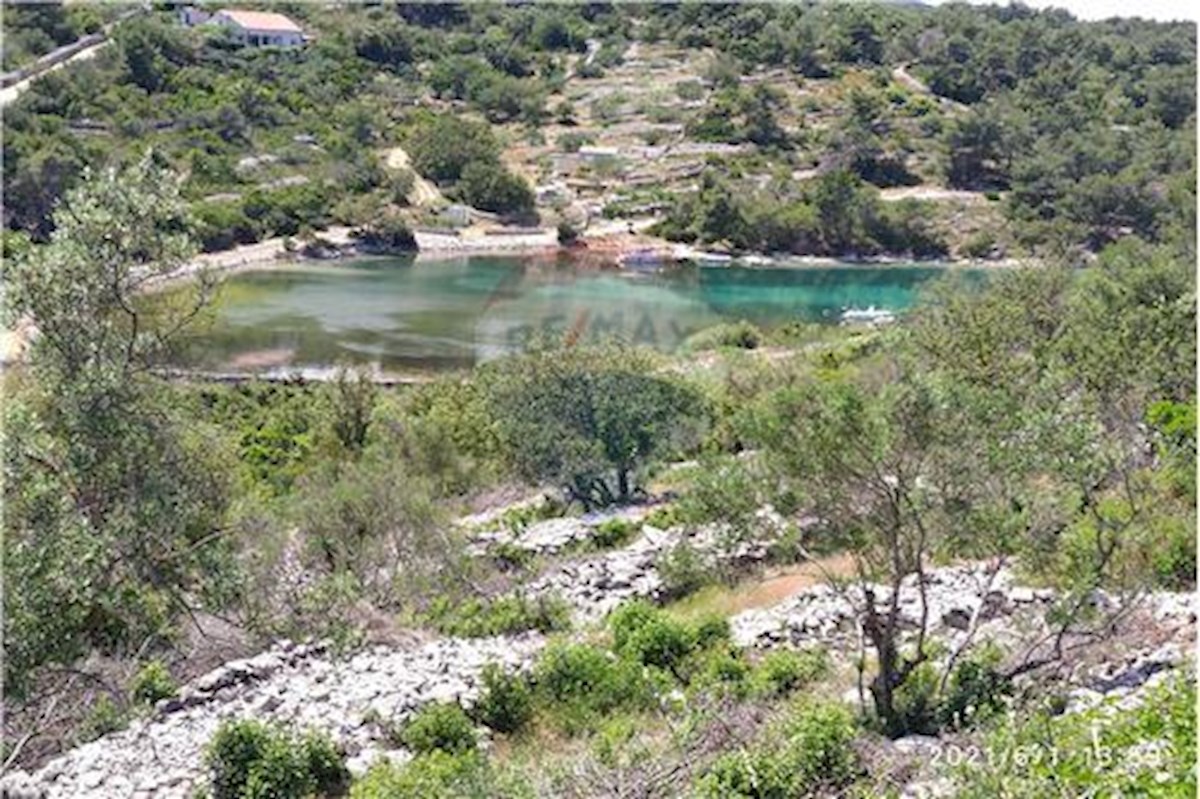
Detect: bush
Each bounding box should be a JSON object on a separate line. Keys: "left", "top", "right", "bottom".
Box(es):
{"left": 695, "top": 320, "right": 763, "bottom": 350}
{"left": 533, "top": 642, "right": 654, "bottom": 731}
{"left": 557, "top": 219, "right": 581, "bottom": 245}
{"left": 556, "top": 132, "right": 595, "bottom": 152}
{"left": 695, "top": 700, "right": 860, "bottom": 797}
{"left": 954, "top": 671, "right": 1196, "bottom": 798}
{"left": 426, "top": 594, "right": 572, "bottom": 638}
{"left": 609, "top": 602, "right": 730, "bottom": 676}
{"left": 691, "top": 647, "right": 753, "bottom": 697}
{"left": 937, "top": 646, "right": 1011, "bottom": 731}
{"left": 455, "top": 160, "right": 535, "bottom": 217}
{"left": 130, "top": 660, "right": 177, "bottom": 705}
{"left": 206, "top": 720, "right": 348, "bottom": 799}
{"left": 473, "top": 664, "right": 534, "bottom": 735}
{"left": 400, "top": 702, "right": 478, "bottom": 755}
{"left": 353, "top": 212, "right": 417, "bottom": 253}
{"left": 960, "top": 230, "right": 997, "bottom": 259}
{"left": 655, "top": 541, "right": 713, "bottom": 600}
{"left": 615, "top": 609, "right": 694, "bottom": 671}
{"left": 351, "top": 751, "right": 524, "bottom": 799}
{"left": 643, "top": 504, "right": 682, "bottom": 530}
{"left": 591, "top": 517, "right": 637, "bottom": 549}
{"left": 78, "top": 694, "right": 127, "bottom": 743}
{"left": 750, "top": 649, "right": 828, "bottom": 698}
{"left": 406, "top": 115, "right": 500, "bottom": 185}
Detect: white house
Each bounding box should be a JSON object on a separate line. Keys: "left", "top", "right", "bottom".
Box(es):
{"left": 179, "top": 7, "right": 305, "bottom": 47}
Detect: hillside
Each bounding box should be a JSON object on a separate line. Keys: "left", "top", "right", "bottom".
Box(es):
{"left": 3, "top": 2, "right": 1195, "bottom": 262}
{"left": 0, "top": 3, "right": 1196, "bottom": 799}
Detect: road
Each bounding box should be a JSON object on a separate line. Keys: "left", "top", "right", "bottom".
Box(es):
{"left": 0, "top": 39, "right": 110, "bottom": 107}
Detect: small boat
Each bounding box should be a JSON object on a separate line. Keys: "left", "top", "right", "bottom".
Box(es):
{"left": 840, "top": 305, "right": 896, "bottom": 326}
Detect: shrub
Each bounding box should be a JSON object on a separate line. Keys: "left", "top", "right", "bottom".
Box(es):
{"left": 750, "top": 649, "right": 828, "bottom": 698}
{"left": 655, "top": 541, "right": 713, "bottom": 600}
{"left": 206, "top": 720, "right": 348, "bottom": 799}
{"left": 643, "top": 504, "right": 682, "bottom": 530}
{"left": 78, "top": 694, "right": 127, "bottom": 743}
{"left": 685, "top": 320, "right": 763, "bottom": 351}
{"left": 130, "top": 660, "right": 177, "bottom": 705}
{"left": 406, "top": 115, "right": 500, "bottom": 185}
{"left": 353, "top": 212, "right": 417, "bottom": 253}
{"left": 473, "top": 664, "right": 534, "bottom": 735}
{"left": 591, "top": 518, "right": 637, "bottom": 549}
{"left": 400, "top": 702, "right": 477, "bottom": 755}
{"left": 609, "top": 602, "right": 730, "bottom": 676}
{"left": 455, "top": 161, "right": 535, "bottom": 217}
{"left": 426, "top": 594, "right": 571, "bottom": 638}
{"left": 533, "top": 642, "right": 654, "bottom": 732}
{"left": 675, "top": 80, "right": 705, "bottom": 101}
{"left": 556, "top": 132, "right": 595, "bottom": 152}
{"left": 696, "top": 700, "right": 860, "bottom": 797}
{"left": 953, "top": 671, "right": 1196, "bottom": 798}
{"left": 691, "top": 647, "right": 752, "bottom": 697}
{"left": 937, "top": 646, "right": 1011, "bottom": 730}
{"left": 557, "top": 219, "right": 581, "bottom": 245}
{"left": 619, "top": 612, "right": 694, "bottom": 671}
{"left": 351, "top": 751, "right": 524, "bottom": 799}
{"left": 692, "top": 615, "right": 731, "bottom": 650}
{"left": 960, "top": 230, "right": 997, "bottom": 259}
{"left": 890, "top": 661, "right": 940, "bottom": 736}
{"left": 608, "top": 601, "right": 662, "bottom": 652}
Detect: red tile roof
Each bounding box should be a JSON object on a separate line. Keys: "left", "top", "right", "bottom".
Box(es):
{"left": 216, "top": 10, "right": 303, "bottom": 34}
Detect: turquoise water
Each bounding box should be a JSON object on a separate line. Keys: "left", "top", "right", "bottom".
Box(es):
{"left": 175, "top": 255, "right": 979, "bottom": 374}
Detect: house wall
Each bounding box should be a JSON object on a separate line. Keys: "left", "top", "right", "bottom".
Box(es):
{"left": 211, "top": 13, "right": 304, "bottom": 46}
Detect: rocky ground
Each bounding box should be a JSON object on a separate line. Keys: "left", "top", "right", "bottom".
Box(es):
{"left": 3, "top": 505, "right": 1194, "bottom": 798}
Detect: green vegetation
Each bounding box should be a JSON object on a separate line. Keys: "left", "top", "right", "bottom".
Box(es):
{"left": 955, "top": 672, "right": 1196, "bottom": 798}
{"left": 2, "top": 2, "right": 128, "bottom": 71}
{"left": 473, "top": 664, "right": 534, "bottom": 735}
{"left": 654, "top": 168, "right": 947, "bottom": 257}
{"left": 4, "top": 3, "right": 1191, "bottom": 258}
{"left": 590, "top": 517, "right": 637, "bottom": 549}
{"left": 206, "top": 720, "right": 348, "bottom": 799}
{"left": 400, "top": 703, "right": 478, "bottom": 756}
{"left": 2, "top": 3, "right": 1195, "bottom": 794}
{"left": 482, "top": 345, "right": 708, "bottom": 510}
{"left": 129, "top": 660, "right": 177, "bottom": 706}
{"left": 695, "top": 700, "right": 861, "bottom": 798}
{"left": 351, "top": 751, "right": 524, "bottom": 799}
{"left": 424, "top": 594, "right": 571, "bottom": 638}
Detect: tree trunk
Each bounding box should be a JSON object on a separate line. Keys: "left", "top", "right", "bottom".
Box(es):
{"left": 616, "top": 467, "right": 630, "bottom": 502}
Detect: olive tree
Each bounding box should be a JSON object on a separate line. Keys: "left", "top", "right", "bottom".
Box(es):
{"left": 2, "top": 154, "right": 229, "bottom": 697}
{"left": 755, "top": 256, "right": 1194, "bottom": 736}
{"left": 483, "top": 345, "right": 707, "bottom": 509}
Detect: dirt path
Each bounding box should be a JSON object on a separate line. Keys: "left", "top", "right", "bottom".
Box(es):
{"left": 891, "top": 63, "right": 968, "bottom": 114}
{"left": 382, "top": 146, "right": 443, "bottom": 207}
{"left": 880, "top": 186, "right": 989, "bottom": 203}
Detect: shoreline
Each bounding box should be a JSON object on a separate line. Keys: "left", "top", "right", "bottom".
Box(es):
{"left": 2, "top": 225, "right": 1029, "bottom": 367}
{"left": 151, "top": 227, "right": 1030, "bottom": 289}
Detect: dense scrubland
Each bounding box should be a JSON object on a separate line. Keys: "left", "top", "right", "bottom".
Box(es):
{"left": 1, "top": 2, "right": 1196, "bottom": 798}
{"left": 3, "top": 1, "right": 1195, "bottom": 259}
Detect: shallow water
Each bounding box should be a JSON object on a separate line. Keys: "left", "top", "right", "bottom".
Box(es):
{"left": 172, "top": 255, "right": 981, "bottom": 374}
